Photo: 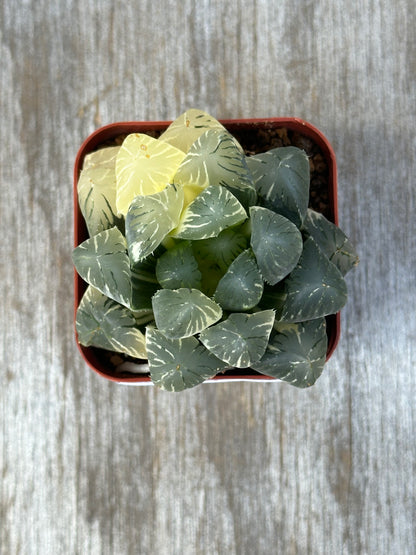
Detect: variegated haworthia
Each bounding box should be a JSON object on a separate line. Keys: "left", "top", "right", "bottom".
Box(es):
{"left": 76, "top": 286, "right": 147, "bottom": 359}
{"left": 173, "top": 129, "right": 257, "bottom": 209}
{"left": 172, "top": 185, "right": 247, "bottom": 240}
{"left": 74, "top": 109, "right": 358, "bottom": 390}
{"left": 199, "top": 310, "right": 275, "bottom": 368}
{"left": 302, "top": 209, "right": 359, "bottom": 275}
{"left": 252, "top": 318, "right": 328, "bottom": 387}
{"left": 126, "top": 183, "right": 184, "bottom": 264}
{"left": 273, "top": 237, "right": 348, "bottom": 323}
{"left": 146, "top": 328, "right": 227, "bottom": 391}
{"left": 246, "top": 146, "right": 310, "bottom": 227}
{"left": 214, "top": 249, "right": 263, "bottom": 311}
{"left": 115, "top": 133, "right": 186, "bottom": 215}
{"left": 77, "top": 146, "right": 123, "bottom": 237}
{"left": 158, "top": 108, "right": 226, "bottom": 153}
{"left": 250, "top": 206, "right": 303, "bottom": 285}
{"left": 152, "top": 288, "right": 223, "bottom": 339}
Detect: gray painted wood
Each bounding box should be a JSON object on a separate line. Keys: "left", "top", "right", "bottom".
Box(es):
{"left": 1, "top": 1, "right": 415, "bottom": 553}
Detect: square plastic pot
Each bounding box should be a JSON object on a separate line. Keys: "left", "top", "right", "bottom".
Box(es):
{"left": 74, "top": 117, "right": 340, "bottom": 384}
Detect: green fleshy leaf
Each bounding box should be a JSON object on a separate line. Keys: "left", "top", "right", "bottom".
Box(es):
{"left": 276, "top": 237, "right": 348, "bottom": 322}
{"left": 251, "top": 319, "right": 328, "bottom": 387}
{"left": 130, "top": 268, "right": 159, "bottom": 311}
{"left": 130, "top": 250, "right": 161, "bottom": 311}
{"left": 126, "top": 183, "right": 184, "bottom": 264}
{"left": 78, "top": 146, "right": 123, "bottom": 236}
{"left": 302, "top": 209, "right": 359, "bottom": 275}
{"left": 259, "top": 283, "right": 287, "bottom": 311}
{"left": 246, "top": 146, "right": 309, "bottom": 227}
{"left": 152, "top": 288, "right": 222, "bottom": 339}
{"left": 146, "top": 328, "right": 227, "bottom": 391}
{"left": 173, "top": 129, "right": 257, "bottom": 208}
{"left": 192, "top": 228, "right": 249, "bottom": 296}
{"left": 199, "top": 310, "right": 275, "bottom": 368}
{"left": 132, "top": 309, "right": 155, "bottom": 327}
{"left": 173, "top": 185, "right": 247, "bottom": 240}
{"left": 214, "top": 249, "right": 264, "bottom": 311}
{"left": 156, "top": 241, "right": 202, "bottom": 289}
{"left": 73, "top": 227, "right": 158, "bottom": 311}
{"left": 76, "top": 286, "right": 147, "bottom": 358}
{"left": 192, "top": 228, "right": 249, "bottom": 272}
{"left": 250, "top": 206, "right": 303, "bottom": 285}
{"left": 72, "top": 227, "right": 131, "bottom": 308}
{"left": 130, "top": 249, "right": 160, "bottom": 283}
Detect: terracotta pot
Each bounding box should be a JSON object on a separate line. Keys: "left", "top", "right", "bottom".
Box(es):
{"left": 74, "top": 117, "right": 340, "bottom": 384}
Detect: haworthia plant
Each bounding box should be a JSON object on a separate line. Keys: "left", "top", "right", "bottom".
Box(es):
{"left": 126, "top": 183, "right": 184, "bottom": 264}
{"left": 250, "top": 206, "right": 303, "bottom": 285}
{"left": 77, "top": 146, "right": 123, "bottom": 237}
{"left": 252, "top": 319, "right": 328, "bottom": 387}
{"left": 172, "top": 185, "right": 247, "bottom": 240}
{"left": 74, "top": 108, "right": 358, "bottom": 391}
{"left": 246, "top": 146, "right": 310, "bottom": 227}
{"left": 214, "top": 249, "right": 264, "bottom": 311}
{"left": 199, "top": 310, "right": 275, "bottom": 368}
{"left": 302, "top": 209, "right": 359, "bottom": 275}
{"left": 156, "top": 241, "right": 202, "bottom": 290}
{"left": 146, "top": 328, "right": 227, "bottom": 391}
{"left": 152, "top": 288, "right": 223, "bottom": 339}
{"left": 76, "top": 286, "right": 147, "bottom": 359}
{"left": 173, "top": 129, "right": 257, "bottom": 209}
{"left": 115, "top": 133, "right": 186, "bottom": 215}
{"left": 158, "top": 108, "right": 227, "bottom": 153}
{"left": 272, "top": 237, "right": 348, "bottom": 323}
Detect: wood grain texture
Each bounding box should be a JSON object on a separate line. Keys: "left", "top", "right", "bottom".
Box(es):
{"left": 1, "top": 1, "right": 415, "bottom": 553}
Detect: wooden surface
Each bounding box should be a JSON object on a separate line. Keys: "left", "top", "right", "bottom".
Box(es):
{"left": 1, "top": 1, "right": 415, "bottom": 554}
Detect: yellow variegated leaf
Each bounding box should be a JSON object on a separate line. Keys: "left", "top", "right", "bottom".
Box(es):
{"left": 83, "top": 146, "right": 120, "bottom": 170}
{"left": 77, "top": 167, "right": 119, "bottom": 237}
{"left": 115, "top": 133, "right": 186, "bottom": 216}
{"left": 78, "top": 146, "right": 121, "bottom": 237}
{"left": 159, "top": 109, "right": 226, "bottom": 153}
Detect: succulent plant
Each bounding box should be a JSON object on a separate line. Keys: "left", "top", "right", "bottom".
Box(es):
{"left": 73, "top": 109, "right": 358, "bottom": 391}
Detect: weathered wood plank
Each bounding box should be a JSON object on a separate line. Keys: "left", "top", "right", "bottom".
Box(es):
{"left": 1, "top": 1, "right": 415, "bottom": 553}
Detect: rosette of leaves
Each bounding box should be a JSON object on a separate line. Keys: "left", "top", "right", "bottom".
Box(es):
{"left": 73, "top": 109, "right": 358, "bottom": 391}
